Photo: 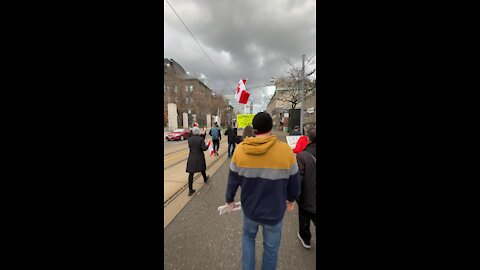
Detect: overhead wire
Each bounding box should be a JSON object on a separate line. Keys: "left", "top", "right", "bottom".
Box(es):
{"left": 166, "top": 0, "right": 313, "bottom": 112}
{"left": 165, "top": 0, "right": 232, "bottom": 91}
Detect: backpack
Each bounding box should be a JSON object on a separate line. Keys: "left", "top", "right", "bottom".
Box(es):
{"left": 211, "top": 127, "right": 219, "bottom": 140}
{"left": 235, "top": 135, "right": 243, "bottom": 144}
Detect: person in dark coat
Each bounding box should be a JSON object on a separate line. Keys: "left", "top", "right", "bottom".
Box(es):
{"left": 186, "top": 127, "right": 209, "bottom": 196}
{"left": 295, "top": 128, "right": 316, "bottom": 249}
{"left": 224, "top": 123, "right": 238, "bottom": 158}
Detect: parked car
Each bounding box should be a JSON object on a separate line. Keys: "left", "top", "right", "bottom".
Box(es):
{"left": 166, "top": 128, "right": 190, "bottom": 141}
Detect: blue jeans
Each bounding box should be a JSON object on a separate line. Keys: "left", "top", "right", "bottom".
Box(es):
{"left": 242, "top": 214, "right": 283, "bottom": 270}
{"left": 228, "top": 142, "right": 236, "bottom": 157}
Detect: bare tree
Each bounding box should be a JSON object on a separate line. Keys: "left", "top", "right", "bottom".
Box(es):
{"left": 275, "top": 57, "right": 316, "bottom": 111}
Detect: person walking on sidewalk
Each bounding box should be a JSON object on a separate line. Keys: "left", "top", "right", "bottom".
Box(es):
{"left": 225, "top": 112, "right": 300, "bottom": 270}
{"left": 224, "top": 123, "right": 237, "bottom": 158}
{"left": 295, "top": 128, "right": 317, "bottom": 249}
{"left": 209, "top": 123, "right": 221, "bottom": 156}
{"left": 186, "top": 127, "right": 209, "bottom": 196}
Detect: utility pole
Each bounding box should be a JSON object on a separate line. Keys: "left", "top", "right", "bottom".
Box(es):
{"left": 300, "top": 54, "right": 305, "bottom": 135}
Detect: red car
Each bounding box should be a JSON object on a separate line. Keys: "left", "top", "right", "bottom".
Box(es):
{"left": 166, "top": 128, "right": 190, "bottom": 141}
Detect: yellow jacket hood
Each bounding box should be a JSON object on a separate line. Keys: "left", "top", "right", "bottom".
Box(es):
{"left": 241, "top": 135, "right": 277, "bottom": 155}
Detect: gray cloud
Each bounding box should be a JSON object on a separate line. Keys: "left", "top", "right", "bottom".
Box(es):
{"left": 164, "top": 0, "right": 316, "bottom": 112}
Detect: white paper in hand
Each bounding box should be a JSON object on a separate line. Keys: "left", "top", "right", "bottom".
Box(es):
{"left": 218, "top": 202, "right": 242, "bottom": 215}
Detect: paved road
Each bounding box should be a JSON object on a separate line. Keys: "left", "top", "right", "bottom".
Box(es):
{"left": 164, "top": 131, "right": 316, "bottom": 270}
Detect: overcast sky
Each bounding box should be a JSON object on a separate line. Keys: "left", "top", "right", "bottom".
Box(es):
{"left": 164, "top": 0, "right": 316, "bottom": 113}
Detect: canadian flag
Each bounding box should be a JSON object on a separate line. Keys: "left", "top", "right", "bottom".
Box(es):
{"left": 234, "top": 79, "right": 250, "bottom": 104}
{"left": 207, "top": 140, "right": 214, "bottom": 156}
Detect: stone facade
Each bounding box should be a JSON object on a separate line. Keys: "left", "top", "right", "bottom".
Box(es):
{"left": 266, "top": 79, "right": 316, "bottom": 131}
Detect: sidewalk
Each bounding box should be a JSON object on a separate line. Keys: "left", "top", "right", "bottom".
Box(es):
{"left": 164, "top": 131, "right": 316, "bottom": 270}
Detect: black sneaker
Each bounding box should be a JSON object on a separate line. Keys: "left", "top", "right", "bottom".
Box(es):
{"left": 204, "top": 175, "right": 210, "bottom": 183}
{"left": 297, "top": 232, "right": 311, "bottom": 249}
{"left": 188, "top": 189, "right": 196, "bottom": 196}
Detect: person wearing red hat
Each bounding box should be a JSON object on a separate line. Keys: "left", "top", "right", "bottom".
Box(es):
{"left": 292, "top": 135, "right": 309, "bottom": 154}
{"left": 292, "top": 124, "right": 314, "bottom": 154}
{"left": 295, "top": 128, "right": 316, "bottom": 249}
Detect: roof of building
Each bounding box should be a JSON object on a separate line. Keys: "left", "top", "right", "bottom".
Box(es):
{"left": 164, "top": 58, "right": 190, "bottom": 79}
{"left": 164, "top": 58, "right": 216, "bottom": 92}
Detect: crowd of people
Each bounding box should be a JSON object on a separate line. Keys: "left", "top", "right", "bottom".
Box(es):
{"left": 183, "top": 112, "right": 317, "bottom": 269}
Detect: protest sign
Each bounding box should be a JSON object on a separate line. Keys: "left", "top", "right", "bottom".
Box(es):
{"left": 236, "top": 114, "right": 255, "bottom": 128}
{"left": 286, "top": 136, "right": 301, "bottom": 149}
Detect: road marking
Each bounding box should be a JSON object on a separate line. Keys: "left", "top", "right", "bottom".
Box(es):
{"left": 164, "top": 150, "right": 189, "bottom": 162}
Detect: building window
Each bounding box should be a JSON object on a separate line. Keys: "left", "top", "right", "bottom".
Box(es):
{"left": 166, "top": 85, "right": 169, "bottom": 92}
{"left": 189, "top": 85, "right": 193, "bottom": 92}
{"left": 174, "top": 85, "right": 177, "bottom": 92}
{"left": 186, "top": 97, "right": 189, "bottom": 104}
{"left": 164, "top": 84, "right": 166, "bottom": 93}
{"left": 185, "top": 85, "right": 188, "bottom": 92}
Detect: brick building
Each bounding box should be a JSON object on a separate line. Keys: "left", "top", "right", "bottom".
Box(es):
{"left": 164, "top": 58, "right": 229, "bottom": 127}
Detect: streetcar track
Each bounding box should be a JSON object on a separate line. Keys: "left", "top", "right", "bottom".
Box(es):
{"left": 163, "top": 139, "right": 228, "bottom": 207}
{"left": 163, "top": 134, "right": 218, "bottom": 156}
{"left": 163, "top": 139, "right": 227, "bottom": 168}
{"left": 163, "top": 150, "right": 227, "bottom": 208}
{"left": 164, "top": 147, "right": 188, "bottom": 157}
{"left": 164, "top": 150, "right": 189, "bottom": 162}
{"left": 163, "top": 158, "right": 187, "bottom": 170}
